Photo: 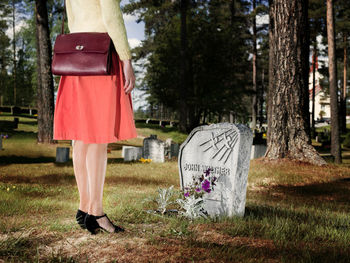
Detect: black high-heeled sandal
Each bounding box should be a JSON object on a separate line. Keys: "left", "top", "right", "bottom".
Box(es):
{"left": 76, "top": 209, "right": 87, "bottom": 229}
{"left": 84, "top": 213, "right": 125, "bottom": 235}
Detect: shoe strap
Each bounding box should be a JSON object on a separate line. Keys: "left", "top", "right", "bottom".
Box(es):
{"left": 95, "top": 213, "right": 107, "bottom": 219}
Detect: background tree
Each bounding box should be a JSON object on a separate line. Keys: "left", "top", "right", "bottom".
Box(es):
{"left": 335, "top": 0, "right": 350, "bottom": 134}
{"left": 34, "top": 0, "right": 55, "bottom": 144}
{"left": 326, "top": 0, "right": 342, "bottom": 163}
{"left": 309, "top": 0, "right": 326, "bottom": 137}
{"left": 125, "top": 0, "right": 252, "bottom": 132}
{"left": 265, "top": 0, "right": 326, "bottom": 166}
{"left": 0, "top": 1, "right": 11, "bottom": 106}
{"left": 247, "top": 0, "right": 269, "bottom": 130}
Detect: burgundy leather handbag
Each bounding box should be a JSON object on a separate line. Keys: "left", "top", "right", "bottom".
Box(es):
{"left": 51, "top": 0, "right": 116, "bottom": 76}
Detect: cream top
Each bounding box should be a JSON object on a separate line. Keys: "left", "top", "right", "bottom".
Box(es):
{"left": 66, "top": 0, "right": 132, "bottom": 61}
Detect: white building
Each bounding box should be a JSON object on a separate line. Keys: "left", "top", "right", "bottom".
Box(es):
{"left": 309, "top": 56, "right": 330, "bottom": 121}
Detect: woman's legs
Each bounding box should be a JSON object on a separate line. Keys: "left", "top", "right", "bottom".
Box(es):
{"left": 85, "top": 142, "right": 117, "bottom": 232}
{"left": 85, "top": 142, "right": 108, "bottom": 216}
{"left": 72, "top": 139, "right": 90, "bottom": 212}
{"left": 73, "top": 140, "right": 116, "bottom": 232}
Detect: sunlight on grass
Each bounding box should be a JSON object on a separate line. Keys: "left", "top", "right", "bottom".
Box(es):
{"left": 1, "top": 115, "right": 350, "bottom": 261}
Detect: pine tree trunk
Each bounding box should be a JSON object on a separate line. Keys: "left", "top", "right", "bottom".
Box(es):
{"left": 12, "top": 0, "right": 16, "bottom": 106}
{"left": 35, "top": 0, "right": 55, "bottom": 144}
{"left": 267, "top": 0, "right": 274, "bottom": 144}
{"left": 259, "top": 68, "right": 265, "bottom": 128}
{"left": 179, "top": 0, "right": 189, "bottom": 133}
{"left": 251, "top": 0, "right": 257, "bottom": 131}
{"left": 265, "top": 0, "right": 326, "bottom": 166}
{"left": 312, "top": 44, "right": 317, "bottom": 136}
{"left": 341, "top": 33, "right": 347, "bottom": 133}
{"left": 326, "top": 0, "right": 342, "bottom": 163}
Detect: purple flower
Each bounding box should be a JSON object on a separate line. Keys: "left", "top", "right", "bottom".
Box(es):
{"left": 205, "top": 168, "right": 211, "bottom": 177}
{"left": 201, "top": 179, "right": 210, "bottom": 192}
{"left": 184, "top": 192, "right": 190, "bottom": 197}
{"left": 195, "top": 188, "right": 201, "bottom": 192}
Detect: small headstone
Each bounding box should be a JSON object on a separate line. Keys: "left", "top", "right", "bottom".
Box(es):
{"left": 165, "top": 138, "right": 172, "bottom": 158}
{"left": 250, "top": 145, "right": 267, "bottom": 159}
{"left": 143, "top": 134, "right": 165, "bottom": 162}
{"left": 56, "top": 147, "right": 70, "bottom": 163}
{"left": 178, "top": 122, "right": 253, "bottom": 218}
{"left": 122, "top": 146, "right": 143, "bottom": 161}
{"left": 146, "top": 118, "right": 150, "bottom": 124}
{"left": 170, "top": 143, "right": 179, "bottom": 157}
{"left": 165, "top": 138, "right": 172, "bottom": 147}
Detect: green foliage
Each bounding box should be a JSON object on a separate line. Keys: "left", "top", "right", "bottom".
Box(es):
{"left": 124, "top": 0, "right": 259, "bottom": 126}
{"left": 143, "top": 185, "right": 177, "bottom": 214}
{"left": 343, "top": 132, "right": 350, "bottom": 148}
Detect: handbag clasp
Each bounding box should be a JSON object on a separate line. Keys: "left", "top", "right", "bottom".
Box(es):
{"left": 75, "top": 45, "right": 84, "bottom": 50}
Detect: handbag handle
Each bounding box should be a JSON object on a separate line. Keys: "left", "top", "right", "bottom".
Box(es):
{"left": 61, "top": 0, "right": 66, "bottom": 35}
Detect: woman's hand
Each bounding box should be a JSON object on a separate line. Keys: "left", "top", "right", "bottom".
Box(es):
{"left": 122, "top": 59, "right": 135, "bottom": 94}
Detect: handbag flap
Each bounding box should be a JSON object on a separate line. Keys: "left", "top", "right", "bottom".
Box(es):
{"left": 54, "top": 32, "right": 111, "bottom": 54}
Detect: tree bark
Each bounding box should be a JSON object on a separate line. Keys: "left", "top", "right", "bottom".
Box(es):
{"left": 179, "top": 0, "right": 189, "bottom": 133}
{"left": 259, "top": 68, "right": 265, "bottom": 128}
{"left": 326, "top": 0, "right": 342, "bottom": 163}
{"left": 341, "top": 32, "right": 347, "bottom": 133}
{"left": 265, "top": 0, "right": 326, "bottom": 166}
{"left": 35, "top": 0, "right": 55, "bottom": 144}
{"left": 311, "top": 43, "right": 317, "bottom": 136}
{"left": 266, "top": 0, "right": 274, "bottom": 145}
{"left": 12, "top": 0, "right": 16, "bottom": 106}
{"left": 251, "top": 0, "right": 258, "bottom": 131}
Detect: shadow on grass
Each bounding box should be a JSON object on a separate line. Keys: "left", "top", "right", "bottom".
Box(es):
{"left": 0, "top": 157, "right": 141, "bottom": 166}
{"left": 18, "top": 120, "right": 37, "bottom": 126}
{"left": 106, "top": 175, "right": 169, "bottom": 186}
{"left": 0, "top": 170, "right": 169, "bottom": 187}
{"left": 0, "top": 173, "right": 76, "bottom": 185}
{"left": 244, "top": 204, "right": 349, "bottom": 230}
{"left": 0, "top": 130, "right": 37, "bottom": 139}
{"left": 0, "top": 156, "right": 56, "bottom": 165}
{"left": 0, "top": 231, "right": 79, "bottom": 262}
{"left": 266, "top": 177, "right": 350, "bottom": 205}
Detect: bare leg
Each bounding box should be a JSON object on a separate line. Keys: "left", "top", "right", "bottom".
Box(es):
{"left": 85, "top": 142, "right": 116, "bottom": 232}
{"left": 72, "top": 139, "right": 90, "bottom": 212}
{"left": 86, "top": 142, "right": 108, "bottom": 216}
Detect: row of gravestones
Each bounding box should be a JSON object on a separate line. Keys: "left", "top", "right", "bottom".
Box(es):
{"left": 55, "top": 134, "right": 180, "bottom": 163}
{"left": 122, "top": 135, "right": 180, "bottom": 162}
{"left": 0, "top": 135, "right": 266, "bottom": 160}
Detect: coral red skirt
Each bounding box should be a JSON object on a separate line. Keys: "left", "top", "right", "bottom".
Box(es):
{"left": 53, "top": 51, "right": 137, "bottom": 144}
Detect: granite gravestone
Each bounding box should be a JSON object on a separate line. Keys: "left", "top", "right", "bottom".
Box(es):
{"left": 122, "top": 146, "right": 143, "bottom": 161}
{"left": 170, "top": 143, "right": 179, "bottom": 157}
{"left": 143, "top": 135, "right": 165, "bottom": 162}
{"left": 56, "top": 147, "right": 70, "bottom": 163}
{"left": 178, "top": 123, "right": 253, "bottom": 217}
{"left": 250, "top": 145, "right": 267, "bottom": 159}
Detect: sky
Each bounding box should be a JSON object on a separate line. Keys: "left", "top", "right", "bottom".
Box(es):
{"left": 5, "top": 0, "right": 148, "bottom": 111}
{"left": 121, "top": 0, "right": 148, "bottom": 111}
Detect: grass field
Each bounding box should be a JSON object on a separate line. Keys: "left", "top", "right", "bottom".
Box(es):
{"left": 0, "top": 115, "right": 350, "bottom": 262}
